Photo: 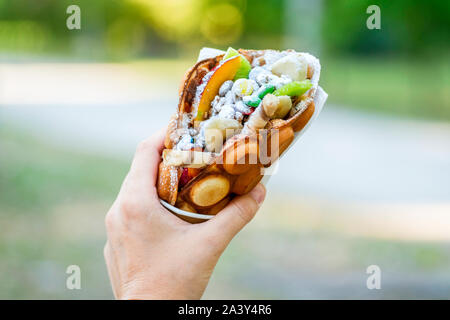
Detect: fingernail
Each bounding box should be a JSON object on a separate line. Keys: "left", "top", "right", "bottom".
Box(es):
{"left": 250, "top": 183, "right": 266, "bottom": 205}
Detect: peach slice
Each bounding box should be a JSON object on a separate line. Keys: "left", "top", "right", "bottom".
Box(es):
{"left": 195, "top": 55, "right": 241, "bottom": 121}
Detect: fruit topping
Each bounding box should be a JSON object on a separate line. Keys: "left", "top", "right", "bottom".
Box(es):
{"left": 179, "top": 168, "right": 190, "bottom": 187}
{"left": 242, "top": 107, "right": 255, "bottom": 116}
{"left": 243, "top": 95, "right": 261, "bottom": 108}
{"left": 271, "top": 95, "right": 292, "bottom": 119}
{"left": 223, "top": 47, "right": 252, "bottom": 80}
{"left": 273, "top": 80, "right": 312, "bottom": 97}
{"left": 232, "top": 79, "right": 258, "bottom": 97}
{"left": 195, "top": 55, "right": 241, "bottom": 121}
{"left": 222, "top": 47, "right": 240, "bottom": 60}
{"left": 179, "top": 167, "right": 202, "bottom": 187}
{"left": 203, "top": 117, "right": 242, "bottom": 152}
{"left": 256, "top": 84, "right": 276, "bottom": 99}
{"left": 163, "top": 149, "right": 215, "bottom": 168}
{"left": 271, "top": 53, "right": 308, "bottom": 81}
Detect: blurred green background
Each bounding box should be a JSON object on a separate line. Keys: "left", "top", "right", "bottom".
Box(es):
{"left": 1, "top": 0, "right": 449, "bottom": 119}
{"left": 1, "top": 0, "right": 449, "bottom": 299}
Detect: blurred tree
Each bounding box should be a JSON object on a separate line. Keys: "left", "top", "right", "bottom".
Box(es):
{"left": 200, "top": 2, "right": 243, "bottom": 45}
{"left": 128, "top": 0, "right": 204, "bottom": 42}
{"left": 238, "top": 0, "right": 284, "bottom": 49}
{"left": 0, "top": 0, "right": 448, "bottom": 58}
{"left": 284, "top": 0, "right": 323, "bottom": 55}
{"left": 322, "top": 0, "right": 450, "bottom": 56}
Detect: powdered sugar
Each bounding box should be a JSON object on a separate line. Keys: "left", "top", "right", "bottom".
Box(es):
{"left": 175, "top": 49, "right": 322, "bottom": 152}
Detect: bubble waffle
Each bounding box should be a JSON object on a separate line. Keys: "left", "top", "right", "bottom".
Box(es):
{"left": 157, "top": 48, "right": 323, "bottom": 219}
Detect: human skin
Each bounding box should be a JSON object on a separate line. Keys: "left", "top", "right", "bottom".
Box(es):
{"left": 104, "top": 128, "right": 266, "bottom": 299}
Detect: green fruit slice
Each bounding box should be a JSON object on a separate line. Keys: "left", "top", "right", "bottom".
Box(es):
{"left": 273, "top": 80, "right": 312, "bottom": 97}
{"left": 223, "top": 47, "right": 251, "bottom": 80}
{"left": 243, "top": 95, "right": 261, "bottom": 107}
{"left": 256, "top": 84, "right": 276, "bottom": 99}
{"left": 223, "top": 47, "right": 240, "bottom": 60}
{"left": 234, "top": 58, "right": 251, "bottom": 80}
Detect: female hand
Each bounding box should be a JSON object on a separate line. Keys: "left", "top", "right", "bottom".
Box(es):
{"left": 104, "top": 128, "right": 266, "bottom": 299}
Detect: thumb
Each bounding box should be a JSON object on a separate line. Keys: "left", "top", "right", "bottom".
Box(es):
{"left": 205, "top": 183, "right": 266, "bottom": 243}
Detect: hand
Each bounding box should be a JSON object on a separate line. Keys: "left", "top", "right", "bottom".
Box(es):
{"left": 104, "top": 128, "right": 266, "bottom": 299}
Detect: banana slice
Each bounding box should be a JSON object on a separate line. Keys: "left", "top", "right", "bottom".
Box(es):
{"left": 163, "top": 149, "right": 216, "bottom": 168}
{"left": 271, "top": 95, "right": 292, "bottom": 119}
{"left": 204, "top": 117, "right": 242, "bottom": 152}
{"left": 271, "top": 53, "right": 308, "bottom": 81}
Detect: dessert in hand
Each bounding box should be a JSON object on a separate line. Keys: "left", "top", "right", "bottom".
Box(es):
{"left": 158, "top": 48, "right": 322, "bottom": 218}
